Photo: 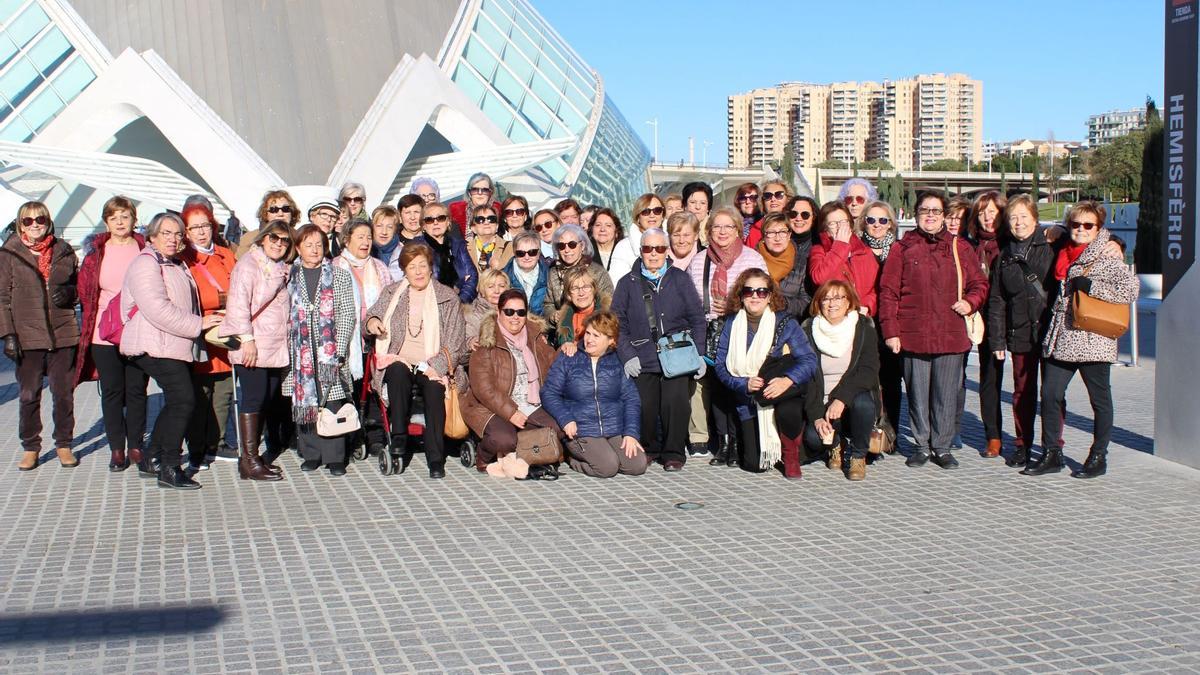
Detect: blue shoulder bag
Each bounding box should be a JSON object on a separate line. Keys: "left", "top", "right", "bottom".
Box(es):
{"left": 641, "top": 278, "right": 702, "bottom": 378}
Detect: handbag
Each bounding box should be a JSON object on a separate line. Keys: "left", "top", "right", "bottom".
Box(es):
{"left": 752, "top": 318, "right": 804, "bottom": 406}
{"left": 701, "top": 256, "right": 724, "bottom": 364}
{"left": 514, "top": 426, "right": 563, "bottom": 466}
{"left": 308, "top": 317, "right": 360, "bottom": 438}
{"left": 952, "top": 237, "right": 985, "bottom": 345}
{"left": 1070, "top": 265, "right": 1129, "bottom": 339}
{"left": 641, "top": 279, "right": 701, "bottom": 378}
{"left": 869, "top": 403, "right": 896, "bottom": 454}
{"left": 442, "top": 346, "right": 469, "bottom": 440}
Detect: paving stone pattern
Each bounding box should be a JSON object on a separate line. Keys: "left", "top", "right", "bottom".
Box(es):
{"left": 0, "top": 320, "right": 1197, "bottom": 673}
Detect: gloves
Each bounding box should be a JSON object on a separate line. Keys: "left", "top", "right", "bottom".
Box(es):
{"left": 1070, "top": 277, "right": 1093, "bottom": 295}
{"left": 50, "top": 285, "right": 76, "bottom": 309}
{"left": 623, "top": 357, "right": 641, "bottom": 379}
{"left": 3, "top": 334, "right": 21, "bottom": 362}
{"left": 693, "top": 360, "right": 707, "bottom": 380}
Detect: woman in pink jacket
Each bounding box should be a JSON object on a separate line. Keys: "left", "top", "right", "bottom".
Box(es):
{"left": 120, "top": 213, "right": 222, "bottom": 489}
{"left": 219, "top": 220, "right": 293, "bottom": 481}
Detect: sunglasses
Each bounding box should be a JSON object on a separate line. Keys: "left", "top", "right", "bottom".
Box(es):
{"left": 267, "top": 205, "right": 293, "bottom": 214}
{"left": 20, "top": 215, "right": 48, "bottom": 227}
{"left": 534, "top": 220, "right": 556, "bottom": 232}
{"left": 763, "top": 190, "right": 786, "bottom": 201}
{"left": 865, "top": 216, "right": 890, "bottom": 225}
{"left": 641, "top": 245, "right": 668, "bottom": 254}
{"left": 422, "top": 214, "right": 449, "bottom": 225}
{"left": 843, "top": 195, "right": 866, "bottom": 205}
{"left": 555, "top": 240, "right": 579, "bottom": 251}
{"left": 737, "top": 194, "right": 758, "bottom": 202}
{"left": 500, "top": 307, "right": 528, "bottom": 317}
{"left": 468, "top": 187, "right": 492, "bottom": 195}
{"left": 265, "top": 232, "right": 290, "bottom": 244}
{"left": 740, "top": 287, "right": 770, "bottom": 299}
{"left": 473, "top": 215, "right": 498, "bottom": 224}
{"left": 789, "top": 210, "right": 812, "bottom": 220}
{"left": 503, "top": 208, "right": 528, "bottom": 217}
{"left": 343, "top": 196, "right": 364, "bottom": 204}
{"left": 639, "top": 206, "right": 665, "bottom": 217}
{"left": 1068, "top": 220, "right": 1097, "bottom": 231}
{"left": 513, "top": 249, "right": 539, "bottom": 258}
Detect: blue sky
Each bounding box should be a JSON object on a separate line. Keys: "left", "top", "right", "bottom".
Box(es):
{"left": 537, "top": 0, "right": 1164, "bottom": 165}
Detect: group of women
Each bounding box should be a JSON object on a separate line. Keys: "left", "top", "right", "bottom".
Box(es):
{"left": 0, "top": 172, "right": 1136, "bottom": 489}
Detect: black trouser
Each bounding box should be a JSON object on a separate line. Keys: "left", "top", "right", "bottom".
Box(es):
{"left": 1040, "top": 359, "right": 1113, "bottom": 457}
{"left": 977, "top": 344, "right": 1004, "bottom": 441}
{"left": 635, "top": 370, "right": 690, "bottom": 464}
{"left": 16, "top": 347, "right": 76, "bottom": 453}
{"left": 384, "top": 364, "right": 446, "bottom": 469}
{"left": 297, "top": 399, "right": 349, "bottom": 465}
{"left": 186, "top": 372, "right": 232, "bottom": 466}
{"left": 132, "top": 355, "right": 194, "bottom": 467}
{"left": 234, "top": 365, "right": 288, "bottom": 451}
{"left": 709, "top": 375, "right": 738, "bottom": 439}
{"left": 802, "top": 389, "right": 877, "bottom": 459}
{"left": 91, "top": 344, "right": 148, "bottom": 453}
{"left": 352, "top": 377, "right": 387, "bottom": 453}
{"left": 877, "top": 333, "right": 904, "bottom": 431}
{"left": 736, "top": 395, "right": 806, "bottom": 469}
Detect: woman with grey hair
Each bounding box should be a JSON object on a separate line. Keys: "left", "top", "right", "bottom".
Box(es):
{"left": 410, "top": 176, "right": 440, "bottom": 205}
{"left": 504, "top": 230, "right": 550, "bottom": 316}
{"left": 339, "top": 182, "right": 369, "bottom": 224}
{"left": 837, "top": 177, "right": 878, "bottom": 228}
{"left": 450, "top": 172, "right": 501, "bottom": 238}
{"left": 544, "top": 223, "right": 614, "bottom": 320}
{"left": 610, "top": 227, "right": 707, "bottom": 470}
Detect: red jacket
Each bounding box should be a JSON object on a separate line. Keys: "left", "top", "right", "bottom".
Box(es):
{"left": 449, "top": 200, "right": 502, "bottom": 238}
{"left": 808, "top": 232, "right": 880, "bottom": 315}
{"left": 744, "top": 217, "right": 764, "bottom": 248}
{"left": 878, "top": 229, "right": 989, "bottom": 355}
{"left": 75, "top": 232, "right": 146, "bottom": 385}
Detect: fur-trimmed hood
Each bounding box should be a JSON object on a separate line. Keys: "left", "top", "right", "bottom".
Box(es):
{"left": 477, "top": 308, "right": 549, "bottom": 349}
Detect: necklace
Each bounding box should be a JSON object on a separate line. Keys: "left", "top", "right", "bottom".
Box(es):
{"left": 407, "top": 318, "right": 423, "bottom": 338}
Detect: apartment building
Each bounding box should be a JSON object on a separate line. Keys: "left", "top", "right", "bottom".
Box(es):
{"left": 727, "top": 83, "right": 805, "bottom": 168}
{"left": 1086, "top": 108, "right": 1147, "bottom": 147}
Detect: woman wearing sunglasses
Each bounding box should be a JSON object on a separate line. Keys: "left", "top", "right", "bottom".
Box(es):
{"left": 237, "top": 189, "right": 301, "bottom": 256}
{"left": 422, "top": 201, "right": 477, "bottom": 304}
{"left": 809, "top": 201, "right": 880, "bottom": 316}
{"left": 1, "top": 202, "right": 80, "bottom": 472}
{"left": 544, "top": 223, "right": 614, "bottom": 321}
{"left": 1030, "top": 201, "right": 1137, "bottom": 480}
{"left": 715, "top": 269, "right": 817, "bottom": 474}
{"left": 744, "top": 181, "right": 792, "bottom": 248}
{"left": 611, "top": 228, "right": 706, "bottom": 471}
{"left": 449, "top": 172, "right": 502, "bottom": 239}
{"left": 501, "top": 195, "right": 531, "bottom": 235}
{"left": 837, "top": 177, "right": 876, "bottom": 230}
{"left": 339, "top": 182, "right": 370, "bottom": 225}
{"left": 467, "top": 204, "right": 513, "bottom": 274}
{"left": 733, "top": 183, "right": 762, "bottom": 239}
{"left": 608, "top": 193, "right": 666, "bottom": 281}
{"left": 504, "top": 231, "right": 550, "bottom": 317}
{"left": 461, "top": 289, "right": 562, "bottom": 473}
{"left": 858, "top": 199, "right": 903, "bottom": 430}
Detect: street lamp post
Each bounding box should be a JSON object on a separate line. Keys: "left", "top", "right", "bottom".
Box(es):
{"left": 645, "top": 118, "right": 659, "bottom": 163}
{"left": 702, "top": 140, "right": 712, "bottom": 167}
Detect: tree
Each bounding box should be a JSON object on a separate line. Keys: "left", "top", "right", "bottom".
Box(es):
{"left": 815, "top": 159, "right": 848, "bottom": 169}
{"left": 921, "top": 158, "right": 966, "bottom": 172}
{"left": 877, "top": 170, "right": 890, "bottom": 203}
{"left": 905, "top": 183, "right": 917, "bottom": 215}
{"left": 1136, "top": 97, "right": 1163, "bottom": 272}
{"left": 856, "top": 158, "right": 894, "bottom": 170}
{"left": 942, "top": 176, "right": 950, "bottom": 194}
{"left": 1085, "top": 131, "right": 1144, "bottom": 201}
{"left": 999, "top": 171, "right": 1008, "bottom": 196}
{"left": 1031, "top": 166, "right": 1040, "bottom": 201}
{"left": 780, "top": 142, "right": 796, "bottom": 190}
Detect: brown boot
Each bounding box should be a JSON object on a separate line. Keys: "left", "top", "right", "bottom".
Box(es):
{"left": 827, "top": 442, "right": 842, "bottom": 471}
{"left": 56, "top": 446, "right": 78, "bottom": 468}
{"left": 984, "top": 438, "right": 1002, "bottom": 458}
{"left": 238, "top": 413, "right": 282, "bottom": 481}
{"left": 847, "top": 456, "right": 866, "bottom": 481}
{"left": 781, "top": 434, "right": 803, "bottom": 480}
{"left": 17, "top": 450, "right": 38, "bottom": 471}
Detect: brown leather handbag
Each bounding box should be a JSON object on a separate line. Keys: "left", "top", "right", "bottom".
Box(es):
{"left": 514, "top": 427, "right": 563, "bottom": 466}
{"left": 441, "top": 347, "right": 470, "bottom": 440}
{"left": 1071, "top": 265, "right": 1129, "bottom": 339}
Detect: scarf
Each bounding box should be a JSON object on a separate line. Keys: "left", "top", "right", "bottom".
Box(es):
{"left": 976, "top": 227, "right": 998, "bottom": 243}
{"left": 1055, "top": 241, "right": 1087, "bottom": 281}
{"left": 671, "top": 243, "right": 699, "bottom": 271}
{"left": 499, "top": 322, "right": 540, "bottom": 405}
{"left": 374, "top": 279, "right": 440, "bottom": 371}
{"left": 860, "top": 230, "right": 896, "bottom": 262}
{"left": 474, "top": 236, "right": 498, "bottom": 268}
{"left": 427, "top": 235, "right": 458, "bottom": 288}
{"left": 707, "top": 238, "right": 743, "bottom": 299}
{"left": 726, "top": 308, "right": 780, "bottom": 469}
{"left": 192, "top": 241, "right": 215, "bottom": 256}
{"left": 287, "top": 261, "right": 339, "bottom": 424}
{"left": 571, "top": 304, "right": 594, "bottom": 342}
{"left": 22, "top": 234, "right": 55, "bottom": 281}
{"left": 640, "top": 263, "right": 667, "bottom": 284}
{"left": 513, "top": 263, "right": 539, "bottom": 298}
{"left": 371, "top": 234, "right": 399, "bottom": 266}
{"left": 812, "top": 312, "right": 858, "bottom": 358}
{"left": 338, "top": 250, "right": 384, "bottom": 318}
{"left": 756, "top": 240, "right": 795, "bottom": 283}
{"left": 741, "top": 214, "right": 757, "bottom": 239}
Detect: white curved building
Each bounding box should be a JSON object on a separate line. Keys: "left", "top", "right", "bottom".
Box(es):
{"left": 0, "top": 0, "right": 651, "bottom": 243}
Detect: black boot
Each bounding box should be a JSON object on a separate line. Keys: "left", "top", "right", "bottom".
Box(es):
{"left": 1072, "top": 451, "right": 1107, "bottom": 479}
{"left": 1005, "top": 444, "right": 1029, "bottom": 468}
{"left": 725, "top": 434, "right": 739, "bottom": 467}
{"left": 1021, "top": 446, "right": 1064, "bottom": 476}
{"left": 157, "top": 464, "right": 200, "bottom": 490}
{"left": 709, "top": 434, "right": 730, "bottom": 466}
{"left": 392, "top": 435, "right": 411, "bottom": 474}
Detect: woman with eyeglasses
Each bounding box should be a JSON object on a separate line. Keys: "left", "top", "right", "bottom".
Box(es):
{"left": 715, "top": 269, "right": 817, "bottom": 475}
{"left": 859, "top": 199, "right": 903, "bottom": 430}
{"left": 466, "top": 204, "right": 513, "bottom": 274}
{"left": 837, "top": 178, "right": 877, "bottom": 230}
{"left": 501, "top": 195, "right": 531, "bottom": 235}
{"left": 589, "top": 207, "right": 624, "bottom": 271}
{"left": 553, "top": 265, "right": 611, "bottom": 355}
{"left": 340, "top": 182, "right": 370, "bottom": 225}
{"left": 422, "top": 201, "right": 477, "bottom": 304}
{"left": 450, "top": 172, "right": 502, "bottom": 239}
{"left": 662, "top": 211, "right": 712, "bottom": 457}
{"left": 611, "top": 228, "right": 706, "bottom": 471}
{"left": 544, "top": 223, "right": 614, "bottom": 321}
{"left": 411, "top": 177, "right": 440, "bottom": 205}
{"left": 237, "top": 189, "right": 301, "bottom": 256}
{"left": 745, "top": 181, "right": 792, "bottom": 248}
{"left": 1, "top": 202, "right": 80, "bottom": 472}
{"left": 465, "top": 268, "right": 510, "bottom": 353}
{"left": 608, "top": 193, "right": 666, "bottom": 281}
{"left": 461, "top": 289, "right": 562, "bottom": 473}
{"left": 1030, "top": 201, "right": 1137, "bottom": 480}
{"left": 504, "top": 231, "right": 550, "bottom": 317}
{"left": 733, "top": 183, "right": 762, "bottom": 240}
{"left": 809, "top": 201, "right": 880, "bottom": 315}
{"left": 532, "top": 208, "right": 560, "bottom": 258}
{"left": 879, "top": 191, "right": 988, "bottom": 470}
{"left": 756, "top": 213, "right": 811, "bottom": 318}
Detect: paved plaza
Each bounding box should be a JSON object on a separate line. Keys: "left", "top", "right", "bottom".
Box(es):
{"left": 1, "top": 308, "right": 1197, "bottom": 673}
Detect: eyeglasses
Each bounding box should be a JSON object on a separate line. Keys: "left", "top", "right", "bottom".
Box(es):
{"left": 473, "top": 215, "right": 498, "bottom": 224}
{"left": 416, "top": 192, "right": 437, "bottom": 201}
{"left": 843, "top": 195, "right": 866, "bottom": 206}
{"left": 265, "top": 232, "right": 290, "bottom": 244}
{"left": 422, "top": 215, "right": 449, "bottom": 225}
{"left": 737, "top": 194, "right": 758, "bottom": 202}
{"left": 503, "top": 208, "right": 528, "bottom": 217}
{"left": 740, "top": 287, "right": 770, "bottom": 299}
{"left": 555, "top": 240, "right": 580, "bottom": 251}
{"left": 20, "top": 215, "right": 48, "bottom": 227}
{"left": 569, "top": 284, "right": 592, "bottom": 293}
{"left": 639, "top": 206, "right": 665, "bottom": 217}
{"left": 763, "top": 230, "right": 790, "bottom": 238}
{"left": 711, "top": 223, "right": 737, "bottom": 232}
{"left": 1068, "top": 220, "right": 1097, "bottom": 231}
{"left": 763, "top": 190, "right": 786, "bottom": 201}
{"left": 821, "top": 295, "right": 848, "bottom": 304}
{"left": 825, "top": 219, "right": 851, "bottom": 229}
{"left": 533, "top": 220, "right": 556, "bottom": 232}
{"left": 917, "top": 207, "right": 944, "bottom": 216}
{"left": 343, "top": 196, "right": 364, "bottom": 204}
{"left": 468, "top": 187, "right": 493, "bottom": 196}
{"left": 267, "top": 205, "right": 293, "bottom": 214}
{"left": 641, "top": 245, "right": 668, "bottom": 254}
{"left": 500, "top": 307, "right": 528, "bottom": 317}
{"left": 513, "top": 249, "right": 539, "bottom": 258}
{"left": 789, "top": 210, "right": 812, "bottom": 220}
{"left": 865, "top": 216, "right": 890, "bottom": 226}
{"left": 187, "top": 224, "right": 213, "bottom": 232}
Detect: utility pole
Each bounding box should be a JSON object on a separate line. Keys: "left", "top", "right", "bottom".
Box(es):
{"left": 702, "top": 140, "right": 712, "bottom": 166}
{"left": 645, "top": 118, "right": 659, "bottom": 163}
{"left": 688, "top": 136, "right": 694, "bottom": 166}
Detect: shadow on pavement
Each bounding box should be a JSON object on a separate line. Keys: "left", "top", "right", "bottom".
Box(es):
{"left": 0, "top": 604, "right": 226, "bottom": 645}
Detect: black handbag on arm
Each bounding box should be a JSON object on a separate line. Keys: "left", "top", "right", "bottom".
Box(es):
{"left": 752, "top": 317, "right": 804, "bottom": 407}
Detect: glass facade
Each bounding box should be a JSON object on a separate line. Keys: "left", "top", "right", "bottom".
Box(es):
{"left": 570, "top": 96, "right": 651, "bottom": 217}
{"left": 0, "top": 0, "right": 96, "bottom": 143}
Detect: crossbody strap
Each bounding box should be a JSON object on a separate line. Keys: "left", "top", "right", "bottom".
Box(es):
{"left": 702, "top": 255, "right": 712, "bottom": 314}
{"left": 640, "top": 278, "right": 662, "bottom": 342}
{"left": 951, "top": 236, "right": 965, "bottom": 302}
{"left": 193, "top": 260, "right": 225, "bottom": 293}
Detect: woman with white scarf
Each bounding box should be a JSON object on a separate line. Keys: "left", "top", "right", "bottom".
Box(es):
{"left": 714, "top": 269, "right": 816, "bottom": 474}
{"left": 333, "top": 219, "right": 392, "bottom": 457}
{"left": 801, "top": 280, "right": 881, "bottom": 481}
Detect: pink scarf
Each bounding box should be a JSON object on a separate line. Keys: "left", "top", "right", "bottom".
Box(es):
{"left": 499, "top": 322, "right": 540, "bottom": 405}
{"left": 672, "top": 243, "right": 699, "bottom": 271}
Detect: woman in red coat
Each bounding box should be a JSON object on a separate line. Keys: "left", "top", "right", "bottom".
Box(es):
{"left": 808, "top": 201, "right": 880, "bottom": 315}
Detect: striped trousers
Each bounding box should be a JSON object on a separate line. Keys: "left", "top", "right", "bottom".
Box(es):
{"left": 902, "top": 352, "right": 965, "bottom": 455}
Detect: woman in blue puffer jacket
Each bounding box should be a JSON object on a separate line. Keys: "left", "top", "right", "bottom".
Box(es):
{"left": 541, "top": 310, "right": 646, "bottom": 478}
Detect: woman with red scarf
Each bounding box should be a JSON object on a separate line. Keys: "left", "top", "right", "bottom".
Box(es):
{"left": 0, "top": 202, "right": 80, "bottom": 471}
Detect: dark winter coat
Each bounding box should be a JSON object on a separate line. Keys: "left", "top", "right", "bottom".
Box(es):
{"left": 75, "top": 232, "right": 146, "bottom": 384}
{"left": 504, "top": 257, "right": 549, "bottom": 316}
{"left": 878, "top": 228, "right": 989, "bottom": 355}
{"left": 461, "top": 311, "right": 557, "bottom": 436}
{"left": 541, "top": 348, "right": 641, "bottom": 439}
{"left": 0, "top": 235, "right": 79, "bottom": 352}
{"left": 986, "top": 228, "right": 1057, "bottom": 354}
{"left": 429, "top": 235, "right": 478, "bottom": 304}
{"left": 715, "top": 312, "right": 817, "bottom": 421}
{"left": 778, "top": 237, "right": 813, "bottom": 317}
{"left": 802, "top": 316, "right": 880, "bottom": 423}
{"left": 610, "top": 261, "right": 706, "bottom": 374}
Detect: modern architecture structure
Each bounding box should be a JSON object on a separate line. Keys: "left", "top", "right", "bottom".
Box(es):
{"left": 0, "top": 0, "right": 651, "bottom": 245}
{"left": 728, "top": 73, "right": 983, "bottom": 172}
{"left": 1087, "top": 107, "right": 1148, "bottom": 147}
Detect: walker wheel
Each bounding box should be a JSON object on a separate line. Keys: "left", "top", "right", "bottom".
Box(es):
{"left": 378, "top": 449, "right": 394, "bottom": 475}
{"left": 352, "top": 439, "right": 368, "bottom": 462}
{"left": 459, "top": 439, "right": 475, "bottom": 468}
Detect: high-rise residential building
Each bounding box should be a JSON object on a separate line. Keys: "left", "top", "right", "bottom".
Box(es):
{"left": 1087, "top": 107, "right": 1147, "bottom": 147}
{"left": 728, "top": 73, "right": 983, "bottom": 171}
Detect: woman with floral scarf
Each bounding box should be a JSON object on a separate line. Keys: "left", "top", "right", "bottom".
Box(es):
{"left": 859, "top": 199, "right": 903, "bottom": 433}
